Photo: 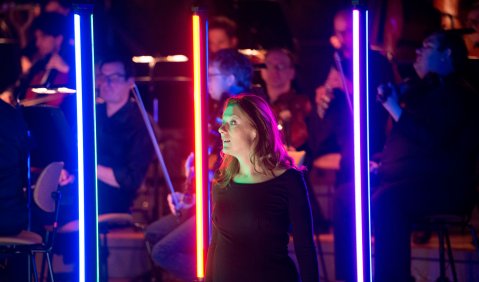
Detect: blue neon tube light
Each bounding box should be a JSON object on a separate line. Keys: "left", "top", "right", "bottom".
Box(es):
{"left": 74, "top": 10, "right": 99, "bottom": 282}
{"left": 353, "top": 8, "right": 372, "bottom": 282}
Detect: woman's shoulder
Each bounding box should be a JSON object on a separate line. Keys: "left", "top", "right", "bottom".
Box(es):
{"left": 278, "top": 167, "right": 306, "bottom": 182}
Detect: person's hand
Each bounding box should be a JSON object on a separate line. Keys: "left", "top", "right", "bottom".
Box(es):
{"left": 59, "top": 169, "right": 75, "bottom": 186}
{"left": 315, "top": 86, "right": 334, "bottom": 118}
{"left": 377, "top": 83, "right": 402, "bottom": 122}
{"left": 369, "top": 160, "right": 380, "bottom": 174}
{"left": 167, "top": 192, "right": 195, "bottom": 216}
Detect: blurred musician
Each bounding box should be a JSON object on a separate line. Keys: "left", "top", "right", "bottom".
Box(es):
{"left": 464, "top": 3, "right": 479, "bottom": 58}
{"left": 373, "top": 30, "right": 479, "bottom": 282}
{"left": 14, "top": 12, "right": 73, "bottom": 108}
{"left": 260, "top": 48, "right": 311, "bottom": 150}
{"left": 308, "top": 8, "right": 395, "bottom": 282}
{"left": 208, "top": 16, "right": 239, "bottom": 54}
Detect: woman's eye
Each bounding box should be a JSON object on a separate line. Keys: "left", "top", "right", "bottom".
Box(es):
{"left": 230, "top": 120, "right": 237, "bottom": 125}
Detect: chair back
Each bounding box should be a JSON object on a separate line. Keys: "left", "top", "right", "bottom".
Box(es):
{"left": 33, "top": 162, "right": 64, "bottom": 213}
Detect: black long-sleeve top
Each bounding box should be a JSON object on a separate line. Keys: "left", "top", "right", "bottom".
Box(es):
{"left": 96, "top": 101, "right": 153, "bottom": 214}
{"left": 205, "top": 168, "right": 319, "bottom": 282}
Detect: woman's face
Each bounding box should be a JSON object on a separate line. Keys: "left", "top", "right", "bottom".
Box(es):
{"left": 414, "top": 35, "right": 446, "bottom": 78}
{"left": 218, "top": 105, "right": 257, "bottom": 158}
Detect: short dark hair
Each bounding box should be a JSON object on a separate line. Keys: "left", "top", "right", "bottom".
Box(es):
{"left": 32, "top": 12, "right": 68, "bottom": 38}
{"left": 264, "top": 48, "right": 297, "bottom": 67}
{"left": 43, "top": 0, "right": 72, "bottom": 10}
{"left": 98, "top": 53, "right": 135, "bottom": 79}
{"left": 209, "top": 48, "right": 253, "bottom": 90}
{"left": 209, "top": 16, "right": 238, "bottom": 39}
{"left": 433, "top": 30, "right": 468, "bottom": 72}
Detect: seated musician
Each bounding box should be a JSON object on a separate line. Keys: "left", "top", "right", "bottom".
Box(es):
{"left": 15, "top": 12, "right": 74, "bottom": 109}
{"left": 92, "top": 53, "right": 154, "bottom": 215}
{"left": 259, "top": 48, "right": 311, "bottom": 150}
{"left": 145, "top": 48, "right": 254, "bottom": 281}
{"left": 55, "top": 53, "right": 154, "bottom": 269}
{"left": 308, "top": 9, "right": 394, "bottom": 282}
{"left": 208, "top": 16, "right": 239, "bottom": 54}
{"left": 373, "top": 30, "right": 479, "bottom": 282}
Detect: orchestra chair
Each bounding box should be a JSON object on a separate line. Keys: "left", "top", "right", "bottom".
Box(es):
{"left": 287, "top": 150, "right": 306, "bottom": 167}
{"left": 0, "top": 161, "right": 64, "bottom": 282}
{"left": 414, "top": 213, "right": 479, "bottom": 282}
{"left": 58, "top": 213, "right": 136, "bottom": 282}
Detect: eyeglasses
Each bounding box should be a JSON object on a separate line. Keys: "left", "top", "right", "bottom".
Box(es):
{"left": 208, "top": 73, "right": 226, "bottom": 80}
{"left": 97, "top": 73, "right": 127, "bottom": 85}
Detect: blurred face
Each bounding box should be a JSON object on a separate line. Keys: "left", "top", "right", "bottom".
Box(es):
{"left": 218, "top": 105, "right": 257, "bottom": 158}
{"left": 466, "top": 9, "right": 479, "bottom": 32}
{"left": 414, "top": 35, "right": 447, "bottom": 79}
{"left": 35, "top": 30, "right": 62, "bottom": 57}
{"left": 45, "top": 1, "right": 70, "bottom": 15}
{"left": 260, "top": 50, "right": 295, "bottom": 90}
{"left": 333, "top": 14, "right": 353, "bottom": 53}
{"left": 96, "top": 62, "right": 132, "bottom": 105}
{"left": 209, "top": 28, "right": 237, "bottom": 54}
{"left": 208, "top": 64, "right": 233, "bottom": 101}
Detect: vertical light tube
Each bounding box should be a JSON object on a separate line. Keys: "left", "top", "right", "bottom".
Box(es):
{"left": 74, "top": 6, "right": 99, "bottom": 282}
{"left": 353, "top": 7, "right": 372, "bottom": 282}
{"left": 352, "top": 10, "right": 364, "bottom": 282}
{"left": 73, "top": 15, "right": 85, "bottom": 282}
{"left": 365, "top": 11, "right": 373, "bottom": 280}
{"left": 193, "top": 14, "right": 205, "bottom": 278}
{"left": 193, "top": 10, "right": 209, "bottom": 279}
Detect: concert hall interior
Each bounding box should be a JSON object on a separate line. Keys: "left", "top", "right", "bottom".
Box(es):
{"left": 1, "top": 0, "right": 479, "bottom": 281}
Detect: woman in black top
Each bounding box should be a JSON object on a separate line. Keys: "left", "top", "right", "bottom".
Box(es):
{"left": 205, "top": 94, "right": 319, "bottom": 282}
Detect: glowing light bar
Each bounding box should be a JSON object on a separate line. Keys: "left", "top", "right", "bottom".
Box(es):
{"left": 74, "top": 15, "right": 86, "bottom": 282}
{"left": 132, "top": 56, "right": 155, "bottom": 64}
{"left": 31, "top": 87, "right": 77, "bottom": 94}
{"left": 193, "top": 14, "right": 205, "bottom": 279}
{"left": 31, "top": 88, "right": 57, "bottom": 94}
{"left": 165, "top": 54, "right": 189, "bottom": 62}
{"left": 57, "top": 87, "right": 77, "bottom": 94}
{"left": 238, "top": 48, "right": 264, "bottom": 57}
{"left": 353, "top": 8, "right": 372, "bottom": 282}
{"left": 74, "top": 11, "right": 99, "bottom": 282}
{"left": 132, "top": 54, "right": 189, "bottom": 64}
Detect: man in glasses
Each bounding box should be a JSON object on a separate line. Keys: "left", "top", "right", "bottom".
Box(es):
{"left": 260, "top": 48, "right": 311, "bottom": 150}
{"left": 94, "top": 54, "right": 153, "bottom": 215}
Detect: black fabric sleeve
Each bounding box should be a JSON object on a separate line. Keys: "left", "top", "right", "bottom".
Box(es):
{"left": 205, "top": 186, "right": 218, "bottom": 282}
{"left": 205, "top": 222, "right": 218, "bottom": 282}
{"left": 395, "top": 89, "right": 464, "bottom": 148}
{"left": 111, "top": 127, "right": 153, "bottom": 192}
{"left": 288, "top": 170, "right": 320, "bottom": 282}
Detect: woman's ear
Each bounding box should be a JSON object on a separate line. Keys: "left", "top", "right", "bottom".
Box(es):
{"left": 225, "top": 74, "right": 236, "bottom": 88}
{"left": 251, "top": 130, "right": 257, "bottom": 141}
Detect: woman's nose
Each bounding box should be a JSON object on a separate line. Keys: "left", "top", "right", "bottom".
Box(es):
{"left": 218, "top": 123, "right": 227, "bottom": 134}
